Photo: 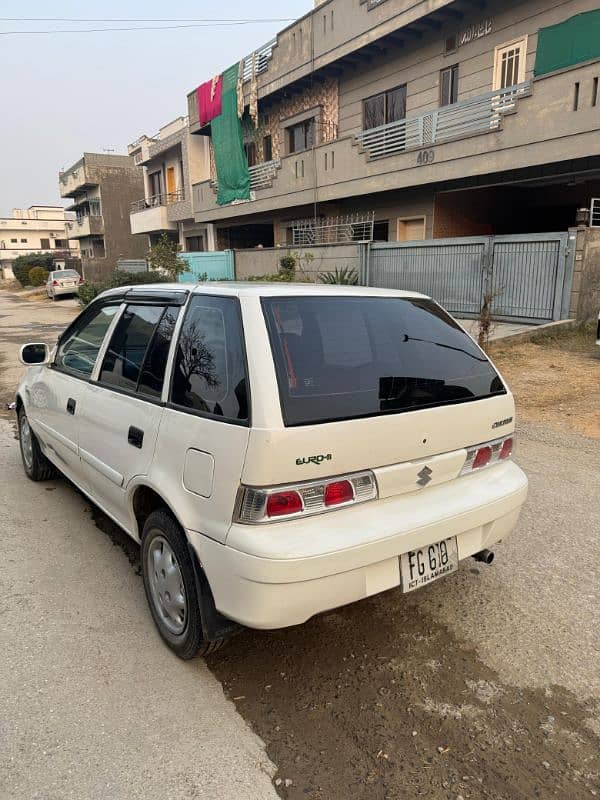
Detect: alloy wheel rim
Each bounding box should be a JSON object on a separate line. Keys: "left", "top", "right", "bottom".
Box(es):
{"left": 20, "top": 417, "right": 34, "bottom": 470}
{"left": 147, "top": 534, "right": 187, "bottom": 635}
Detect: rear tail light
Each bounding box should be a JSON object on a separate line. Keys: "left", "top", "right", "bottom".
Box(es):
{"left": 236, "top": 470, "right": 377, "bottom": 524}
{"left": 52, "top": 280, "right": 59, "bottom": 286}
{"left": 461, "top": 434, "right": 515, "bottom": 475}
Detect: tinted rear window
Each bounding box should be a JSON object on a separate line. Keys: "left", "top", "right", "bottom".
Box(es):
{"left": 262, "top": 296, "right": 505, "bottom": 426}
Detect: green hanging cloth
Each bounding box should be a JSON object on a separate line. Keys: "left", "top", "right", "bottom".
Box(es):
{"left": 212, "top": 63, "right": 251, "bottom": 206}
{"left": 534, "top": 9, "right": 600, "bottom": 77}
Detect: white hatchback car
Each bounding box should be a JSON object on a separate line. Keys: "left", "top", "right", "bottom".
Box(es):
{"left": 17, "top": 283, "right": 528, "bottom": 658}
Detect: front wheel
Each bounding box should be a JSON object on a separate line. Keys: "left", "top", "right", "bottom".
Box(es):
{"left": 18, "top": 408, "right": 57, "bottom": 481}
{"left": 141, "top": 510, "right": 224, "bottom": 659}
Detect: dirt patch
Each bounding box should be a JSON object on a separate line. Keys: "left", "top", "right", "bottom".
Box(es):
{"left": 490, "top": 325, "right": 600, "bottom": 439}
{"left": 208, "top": 592, "right": 600, "bottom": 800}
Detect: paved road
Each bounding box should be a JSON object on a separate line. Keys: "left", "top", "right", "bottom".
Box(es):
{"left": 0, "top": 289, "right": 599, "bottom": 799}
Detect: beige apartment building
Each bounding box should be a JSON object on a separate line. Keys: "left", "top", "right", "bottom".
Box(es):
{"left": 128, "top": 116, "right": 213, "bottom": 252}
{"left": 186, "top": 0, "right": 600, "bottom": 248}
{"left": 0, "top": 206, "right": 78, "bottom": 279}
{"left": 59, "top": 153, "right": 146, "bottom": 280}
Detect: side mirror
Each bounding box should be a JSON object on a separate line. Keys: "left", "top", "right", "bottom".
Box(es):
{"left": 19, "top": 343, "right": 50, "bottom": 366}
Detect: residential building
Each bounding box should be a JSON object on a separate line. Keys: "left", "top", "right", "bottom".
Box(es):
{"left": 0, "top": 206, "right": 79, "bottom": 279}
{"left": 128, "top": 117, "right": 213, "bottom": 252}
{"left": 59, "top": 153, "right": 146, "bottom": 280}
{"left": 186, "top": 0, "right": 600, "bottom": 248}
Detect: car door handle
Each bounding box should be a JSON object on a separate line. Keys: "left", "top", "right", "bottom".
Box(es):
{"left": 66, "top": 398, "right": 76, "bottom": 415}
{"left": 128, "top": 426, "right": 144, "bottom": 449}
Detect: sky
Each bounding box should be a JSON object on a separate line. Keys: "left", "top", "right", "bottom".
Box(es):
{"left": 0, "top": 0, "right": 310, "bottom": 216}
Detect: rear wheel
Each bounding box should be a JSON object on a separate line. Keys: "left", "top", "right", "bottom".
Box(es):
{"left": 141, "top": 509, "right": 224, "bottom": 659}
{"left": 18, "top": 408, "right": 57, "bottom": 481}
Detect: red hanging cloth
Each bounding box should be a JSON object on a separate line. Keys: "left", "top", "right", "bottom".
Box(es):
{"left": 196, "top": 75, "right": 223, "bottom": 127}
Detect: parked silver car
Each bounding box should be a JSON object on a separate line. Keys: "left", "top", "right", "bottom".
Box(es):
{"left": 46, "top": 269, "right": 82, "bottom": 300}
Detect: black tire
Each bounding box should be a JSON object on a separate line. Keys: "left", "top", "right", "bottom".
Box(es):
{"left": 141, "top": 509, "right": 224, "bottom": 659}
{"left": 18, "top": 408, "right": 57, "bottom": 482}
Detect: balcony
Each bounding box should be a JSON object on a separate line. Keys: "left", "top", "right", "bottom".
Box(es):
{"left": 59, "top": 159, "right": 92, "bottom": 197}
{"left": 355, "top": 83, "right": 531, "bottom": 160}
{"left": 204, "top": 159, "right": 281, "bottom": 196}
{"left": 65, "top": 215, "right": 104, "bottom": 238}
{"left": 130, "top": 191, "right": 183, "bottom": 234}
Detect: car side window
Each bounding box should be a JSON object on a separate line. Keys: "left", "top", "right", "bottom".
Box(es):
{"left": 137, "top": 306, "right": 180, "bottom": 398}
{"left": 99, "top": 304, "right": 164, "bottom": 393}
{"left": 170, "top": 295, "right": 248, "bottom": 423}
{"left": 55, "top": 304, "right": 120, "bottom": 378}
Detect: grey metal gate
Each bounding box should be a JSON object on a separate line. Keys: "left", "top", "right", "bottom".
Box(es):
{"left": 367, "top": 232, "right": 575, "bottom": 323}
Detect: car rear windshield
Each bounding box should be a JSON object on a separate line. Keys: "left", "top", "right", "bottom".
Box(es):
{"left": 55, "top": 270, "right": 79, "bottom": 278}
{"left": 262, "top": 296, "right": 506, "bottom": 426}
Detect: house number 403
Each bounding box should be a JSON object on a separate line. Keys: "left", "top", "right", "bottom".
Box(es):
{"left": 417, "top": 149, "right": 435, "bottom": 166}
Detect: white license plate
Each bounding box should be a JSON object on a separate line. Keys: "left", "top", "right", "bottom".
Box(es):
{"left": 62, "top": 281, "right": 75, "bottom": 287}
{"left": 400, "top": 536, "right": 459, "bottom": 593}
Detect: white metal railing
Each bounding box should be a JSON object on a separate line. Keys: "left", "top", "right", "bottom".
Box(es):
{"left": 591, "top": 198, "right": 600, "bottom": 227}
{"left": 242, "top": 37, "right": 277, "bottom": 82}
{"left": 356, "top": 81, "right": 532, "bottom": 160}
{"left": 130, "top": 189, "right": 185, "bottom": 214}
{"left": 209, "top": 159, "right": 281, "bottom": 193}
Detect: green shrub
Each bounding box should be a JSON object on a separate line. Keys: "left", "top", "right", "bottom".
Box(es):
{"left": 28, "top": 266, "right": 49, "bottom": 287}
{"left": 246, "top": 272, "right": 297, "bottom": 282}
{"left": 318, "top": 267, "right": 359, "bottom": 285}
{"left": 279, "top": 255, "right": 296, "bottom": 279}
{"left": 13, "top": 253, "right": 55, "bottom": 287}
{"left": 79, "top": 269, "right": 172, "bottom": 306}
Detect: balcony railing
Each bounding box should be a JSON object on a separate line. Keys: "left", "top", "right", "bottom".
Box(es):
{"left": 130, "top": 189, "right": 185, "bottom": 214}
{"left": 209, "top": 159, "right": 281, "bottom": 194}
{"left": 355, "top": 81, "right": 531, "bottom": 160}
{"left": 242, "top": 38, "right": 277, "bottom": 82}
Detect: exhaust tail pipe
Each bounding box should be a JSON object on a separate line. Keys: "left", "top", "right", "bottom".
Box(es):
{"left": 473, "top": 549, "right": 495, "bottom": 565}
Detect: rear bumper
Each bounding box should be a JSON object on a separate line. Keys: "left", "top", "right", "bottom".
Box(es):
{"left": 50, "top": 285, "right": 79, "bottom": 296}
{"left": 188, "top": 462, "right": 528, "bottom": 629}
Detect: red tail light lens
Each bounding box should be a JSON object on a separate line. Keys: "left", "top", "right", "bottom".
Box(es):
{"left": 324, "top": 480, "right": 354, "bottom": 506}
{"left": 52, "top": 280, "right": 59, "bottom": 285}
{"left": 237, "top": 471, "right": 378, "bottom": 524}
{"left": 79, "top": 277, "right": 84, "bottom": 284}
{"left": 499, "top": 437, "right": 513, "bottom": 460}
{"left": 266, "top": 490, "right": 303, "bottom": 518}
{"left": 473, "top": 446, "right": 492, "bottom": 469}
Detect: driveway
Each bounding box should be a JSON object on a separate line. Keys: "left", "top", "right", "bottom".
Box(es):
{"left": 0, "top": 289, "right": 598, "bottom": 800}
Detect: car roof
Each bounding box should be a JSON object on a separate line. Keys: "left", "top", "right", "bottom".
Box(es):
{"left": 98, "top": 281, "right": 429, "bottom": 301}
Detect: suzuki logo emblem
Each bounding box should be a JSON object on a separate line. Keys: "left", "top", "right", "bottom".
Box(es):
{"left": 417, "top": 465, "right": 433, "bottom": 487}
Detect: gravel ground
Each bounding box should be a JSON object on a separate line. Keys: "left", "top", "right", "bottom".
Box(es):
{"left": 0, "top": 290, "right": 598, "bottom": 800}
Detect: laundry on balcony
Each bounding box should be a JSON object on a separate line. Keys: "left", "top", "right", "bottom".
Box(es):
{"left": 196, "top": 74, "right": 223, "bottom": 127}
{"left": 211, "top": 62, "right": 251, "bottom": 206}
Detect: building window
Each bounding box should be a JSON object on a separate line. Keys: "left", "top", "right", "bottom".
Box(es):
{"left": 89, "top": 199, "right": 102, "bottom": 216}
{"left": 40, "top": 238, "right": 50, "bottom": 249}
{"left": 397, "top": 217, "right": 426, "bottom": 242}
{"left": 363, "top": 85, "right": 407, "bottom": 130}
{"left": 10, "top": 238, "right": 17, "bottom": 243}
{"left": 244, "top": 141, "right": 257, "bottom": 167}
{"left": 149, "top": 171, "right": 163, "bottom": 198}
{"left": 185, "top": 236, "right": 205, "bottom": 252}
{"left": 373, "top": 221, "right": 390, "bottom": 242}
{"left": 20, "top": 238, "right": 28, "bottom": 243}
{"left": 55, "top": 239, "right": 68, "bottom": 248}
{"left": 263, "top": 134, "right": 273, "bottom": 162}
{"left": 440, "top": 65, "right": 459, "bottom": 106}
{"left": 287, "top": 119, "right": 315, "bottom": 154}
{"left": 493, "top": 38, "right": 527, "bottom": 90}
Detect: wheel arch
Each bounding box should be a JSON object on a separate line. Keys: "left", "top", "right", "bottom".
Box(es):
{"left": 129, "top": 482, "right": 186, "bottom": 542}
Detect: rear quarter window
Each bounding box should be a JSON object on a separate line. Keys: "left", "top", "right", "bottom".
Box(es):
{"left": 169, "top": 295, "right": 249, "bottom": 423}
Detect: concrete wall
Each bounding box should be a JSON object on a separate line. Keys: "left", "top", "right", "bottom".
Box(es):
{"left": 572, "top": 226, "right": 600, "bottom": 321}
{"left": 234, "top": 242, "right": 364, "bottom": 281}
